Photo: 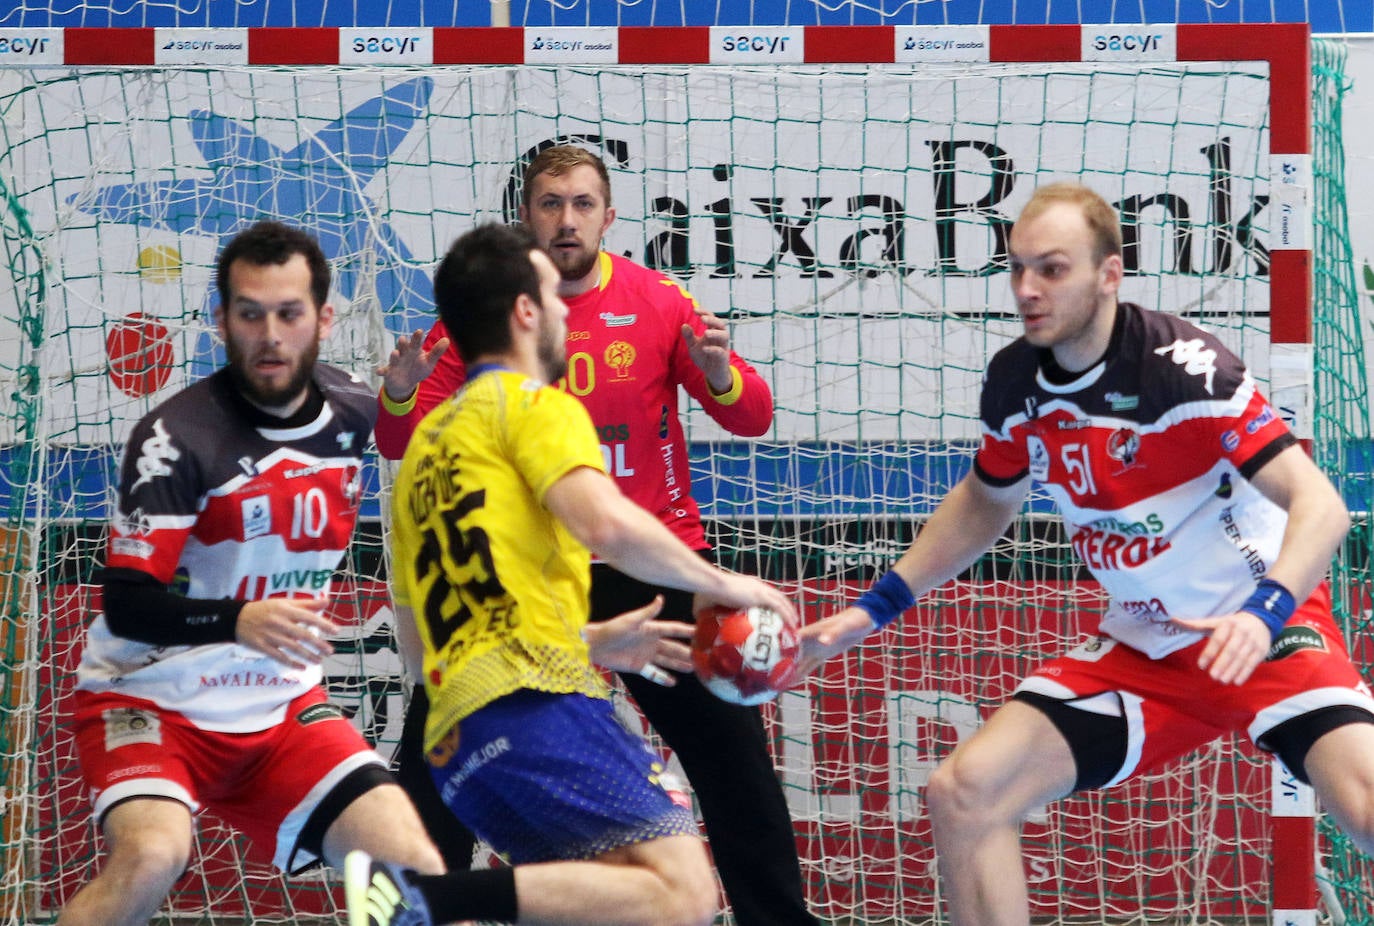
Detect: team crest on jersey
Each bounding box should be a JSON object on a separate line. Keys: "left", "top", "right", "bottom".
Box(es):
{"left": 1106, "top": 428, "right": 1141, "bottom": 470}
{"left": 130, "top": 418, "right": 181, "bottom": 491}
{"left": 103, "top": 707, "right": 162, "bottom": 749}
{"left": 1026, "top": 435, "right": 1050, "bottom": 481}
{"left": 241, "top": 494, "right": 272, "bottom": 539}
{"left": 605, "top": 341, "right": 637, "bottom": 379}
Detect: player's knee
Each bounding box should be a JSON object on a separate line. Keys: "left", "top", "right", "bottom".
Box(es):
{"left": 925, "top": 755, "right": 1000, "bottom": 828}
{"left": 1330, "top": 788, "right": 1374, "bottom": 856}
{"left": 654, "top": 845, "right": 716, "bottom": 926}
{"left": 406, "top": 836, "right": 447, "bottom": 876}
{"left": 107, "top": 834, "right": 190, "bottom": 900}
{"left": 659, "top": 878, "right": 716, "bottom": 926}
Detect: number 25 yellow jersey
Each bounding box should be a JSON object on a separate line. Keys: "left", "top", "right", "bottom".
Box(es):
{"left": 390, "top": 370, "right": 610, "bottom": 753}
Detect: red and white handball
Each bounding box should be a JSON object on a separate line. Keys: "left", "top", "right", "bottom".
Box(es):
{"left": 691, "top": 605, "right": 801, "bottom": 706}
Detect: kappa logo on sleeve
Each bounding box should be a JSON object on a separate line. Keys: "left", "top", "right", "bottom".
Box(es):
{"left": 1153, "top": 338, "right": 1218, "bottom": 394}
{"left": 130, "top": 419, "right": 181, "bottom": 491}
{"left": 112, "top": 506, "right": 152, "bottom": 537}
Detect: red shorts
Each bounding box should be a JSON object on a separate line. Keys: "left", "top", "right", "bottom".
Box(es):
{"left": 1016, "top": 583, "right": 1374, "bottom": 786}
{"left": 71, "top": 687, "right": 385, "bottom": 872}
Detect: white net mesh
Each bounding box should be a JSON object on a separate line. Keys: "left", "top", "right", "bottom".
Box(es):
{"left": 0, "top": 50, "right": 1314, "bottom": 924}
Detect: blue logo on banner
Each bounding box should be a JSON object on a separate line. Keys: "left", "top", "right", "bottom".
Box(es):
{"left": 66, "top": 77, "right": 437, "bottom": 377}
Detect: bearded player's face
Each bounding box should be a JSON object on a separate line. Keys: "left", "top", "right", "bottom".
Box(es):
{"left": 522, "top": 164, "right": 615, "bottom": 288}
{"left": 219, "top": 253, "right": 334, "bottom": 416}
{"left": 530, "top": 249, "right": 570, "bottom": 384}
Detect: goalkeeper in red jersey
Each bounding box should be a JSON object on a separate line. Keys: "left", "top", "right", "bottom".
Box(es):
{"left": 374, "top": 145, "right": 817, "bottom": 926}
{"left": 796, "top": 183, "right": 1374, "bottom": 926}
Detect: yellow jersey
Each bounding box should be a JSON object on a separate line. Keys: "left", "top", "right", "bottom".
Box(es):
{"left": 390, "top": 369, "right": 610, "bottom": 752}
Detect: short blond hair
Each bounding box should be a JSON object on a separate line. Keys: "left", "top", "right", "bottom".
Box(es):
{"left": 522, "top": 145, "right": 613, "bottom": 209}
{"left": 1017, "top": 182, "right": 1123, "bottom": 265}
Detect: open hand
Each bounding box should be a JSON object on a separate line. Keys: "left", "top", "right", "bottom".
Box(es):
{"left": 681, "top": 310, "right": 733, "bottom": 393}
{"left": 585, "top": 596, "right": 695, "bottom": 685}
{"left": 792, "top": 606, "right": 874, "bottom": 680}
{"left": 236, "top": 597, "right": 339, "bottom": 669}
{"left": 1170, "top": 610, "right": 1272, "bottom": 685}
{"left": 376, "top": 329, "right": 450, "bottom": 404}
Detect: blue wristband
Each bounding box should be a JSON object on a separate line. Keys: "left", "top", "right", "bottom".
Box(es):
{"left": 855, "top": 570, "right": 915, "bottom": 630}
{"left": 1239, "top": 577, "right": 1296, "bottom": 641}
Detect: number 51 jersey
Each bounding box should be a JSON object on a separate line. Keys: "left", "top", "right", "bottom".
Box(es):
{"left": 974, "top": 303, "right": 1298, "bottom": 659}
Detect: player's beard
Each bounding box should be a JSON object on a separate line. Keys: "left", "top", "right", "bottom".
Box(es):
{"left": 225, "top": 334, "right": 321, "bottom": 411}
{"left": 547, "top": 239, "right": 600, "bottom": 283}
{"left": 537, "top": 312, "right": 568, "bottom": 383}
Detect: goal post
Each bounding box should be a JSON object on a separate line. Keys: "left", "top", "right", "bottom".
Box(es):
{"left": 0, "top": 21, "right": 1367, "bottom": 925}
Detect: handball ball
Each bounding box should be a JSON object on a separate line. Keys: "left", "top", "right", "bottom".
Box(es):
{"left": 692, "top": 605, "right": 801, "bottom": 706}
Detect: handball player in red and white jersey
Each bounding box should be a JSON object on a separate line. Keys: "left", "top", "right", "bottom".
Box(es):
{"left": 797, "top": 183, "right": 1374, "bottom": 926}
{"left": 60, "top": 222, "right": 442, "bottom": 926}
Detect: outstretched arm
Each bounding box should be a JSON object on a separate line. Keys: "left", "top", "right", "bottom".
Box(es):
{"left": 795, "top": 470, "right": 1030, "bottom": 676}
{"left": 545, "top": 466, "right": 796, "bottom": 623}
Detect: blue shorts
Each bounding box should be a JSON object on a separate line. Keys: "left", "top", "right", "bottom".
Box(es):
{"left": 429, "top": 689, "right": 698, "bottom": 864}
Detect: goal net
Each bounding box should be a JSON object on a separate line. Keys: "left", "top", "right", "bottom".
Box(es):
{"left": 0, "top": 22, "right": 1368, "bottom": 925}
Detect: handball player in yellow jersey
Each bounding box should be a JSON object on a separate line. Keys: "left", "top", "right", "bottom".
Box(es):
{"left": 345, "top": 222, "right": 795, "bottom": 926}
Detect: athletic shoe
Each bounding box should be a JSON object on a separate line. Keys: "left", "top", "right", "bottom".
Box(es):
{"left": 343, "top": 850, "right": 433, "bottom": 926}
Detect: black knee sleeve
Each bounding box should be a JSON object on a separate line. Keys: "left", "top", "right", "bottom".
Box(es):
{"left": 292, "top": 763, "right": 397, "bottom": 869}
{"left": 1260, "top": 705, "right": 1374, "bottom": 785}
{"left": 1013, "top": 691, "right": 1129, "bottom": 791}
